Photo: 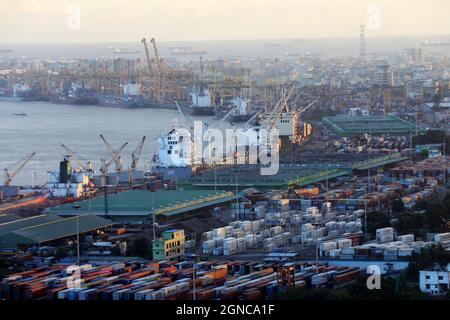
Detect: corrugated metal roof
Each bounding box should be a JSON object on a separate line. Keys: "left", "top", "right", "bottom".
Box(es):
{"left": 49, "top": 189, "right": 234, "bottom": 217}
{"left": 0, "top": 213, "right": 22, "bottom": 225}
{"left": 0, "top": 214, "right": 63, "bottom": 236}
{"left": 0, "top": 215, "right": 114, "bottom": 249}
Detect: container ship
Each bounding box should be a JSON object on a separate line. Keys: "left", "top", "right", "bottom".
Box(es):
{"left": 181, "top": 85, "right": 216, "bottom": 116}
{"left": 151, "top": 127, "right": 195, "bottom": 181}
{"left": 51, "top": 83, "right": 99, "bottom": 106}
{"left": 421, "top": 40, "right": 450, "bottom": 47}
{"left": 97, "top": 82, "right": 176, "bottom": 110}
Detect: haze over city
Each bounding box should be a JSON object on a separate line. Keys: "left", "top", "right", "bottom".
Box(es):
{"left": 0, "top": 0, "right": 449, "bottom": 43}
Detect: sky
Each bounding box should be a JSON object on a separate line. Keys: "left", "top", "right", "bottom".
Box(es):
{"left": 0, "top": 0, "right": 449, "bottom": 43}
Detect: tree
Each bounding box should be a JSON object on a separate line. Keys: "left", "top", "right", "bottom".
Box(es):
{"left": 127, "top": 236, "right": 153, "bottom": 259}
{"left": 405, "top": 244, "right": 449, "bottom": 281}
{"left": 392, "top": 199, "right": 405, "bottom": 213}
{"left": 367, "top": 212, "right": 392, "bottom": 236}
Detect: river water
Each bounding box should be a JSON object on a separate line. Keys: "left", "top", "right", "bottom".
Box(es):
{"left": 0, "top": 100, "right": 219, "bottom": 186}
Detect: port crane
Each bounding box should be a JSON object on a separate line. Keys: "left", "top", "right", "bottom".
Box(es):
{"left": 262, "top": 84, "right": 296, "bottom": 129}
{"left": 297, "top": 99, "right": 318, "bottom": 115}
{"left": 100, "top": 142, "right": 128, "bottom": 184}
{"left": 129, "top": 136, "right": 146, "bottom": 181}
{"left": 141, "top": 38, "right": 155, "bottom": 76}
{"left": 150, "top": 38, "right": 165, "bottom": 103}
{"left": 100, "top": 134, "right": 126, "bottom": 173}
{"left": 61, "top": 143, "right": 92, "bottom": 172}
{"left": 4, "top": 152, "right": 36, "bottom": 186}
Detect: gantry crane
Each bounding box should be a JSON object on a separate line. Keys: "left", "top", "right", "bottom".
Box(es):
{"left": 100, "top": 134, "right": 126, "bottom": 173}
{"left": 4, "top": 152, "right": 36, "bottom": 186}
{"left": 150, "top": 38, "right": 165, "bottom": 102}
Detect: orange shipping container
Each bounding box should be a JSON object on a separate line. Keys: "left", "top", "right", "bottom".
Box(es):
{"left": 205, "top": 267, "right": 227, "bottom": 280}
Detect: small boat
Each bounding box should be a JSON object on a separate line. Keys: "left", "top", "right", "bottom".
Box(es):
{"left": 13, "top": 112, "right": 27, "bottom": 116}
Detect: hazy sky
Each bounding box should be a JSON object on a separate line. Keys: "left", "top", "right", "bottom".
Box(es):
{"left": 0, "top": 0, "right": 449, "bottom": 43}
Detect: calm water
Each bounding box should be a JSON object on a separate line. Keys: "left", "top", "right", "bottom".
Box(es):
{"left": 0, "top": 101, "right": 217, "bottom": 186}
{"left": 3, "top": 36, "right": 450, "bottom": 60}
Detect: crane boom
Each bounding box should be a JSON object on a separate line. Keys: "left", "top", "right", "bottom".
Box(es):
{"left": 264, "top": 84, "right": 296, "bottom": 128}
{"left": 150, "top": 37, "right": 164, "bottom": 102}
{"left": 100, "top": 134, "right": 123, "bottom": 172}
{"left": 141, "top": 38, "right": 153, "bottom": 75}
{"left": 244, "top": 109, "right": 264, "bottom": 127}
{"left": 4, "top": 152, "right": 36, "bottom": 186}
{"left": 130, "top": 136, "right": 146, "bottom": 171}
{"left": 61, "top": 143, "right": 86, "bottom": 169}
{"left": 174, "top": 100, "right": 194, "bottom": 129}
{"left": 219, "top": 106, "right": 239, "bottom": 125}
{"left": 298, "top": 99, "right": 318, "bottom": 115}
{"left": 101, "top": 142, "right": 128, "bottom": 174}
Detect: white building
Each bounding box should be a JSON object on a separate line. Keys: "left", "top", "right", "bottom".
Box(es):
{"left": 419, "top": 264, "right": 450, "bottom": 295}
{"left": 348, "top": 107, "right": 370, "bottom": 117}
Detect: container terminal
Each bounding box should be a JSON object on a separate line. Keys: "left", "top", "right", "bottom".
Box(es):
{"left": 1, "top": 30, "right": 450, "bottom": 300}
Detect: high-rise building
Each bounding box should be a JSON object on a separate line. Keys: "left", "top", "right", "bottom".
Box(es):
{"left": 373, "top": 60, "right": 393, "bottom": 87}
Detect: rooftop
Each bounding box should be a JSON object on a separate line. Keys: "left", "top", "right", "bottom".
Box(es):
{"left": 47, "top": 189, "right": 236, "bottom": 219}
{"left": 0, "top": 214, "right": 113, "bottom": 250}
{"left": 322, "top": 115, "right": 426, "bottom": 137}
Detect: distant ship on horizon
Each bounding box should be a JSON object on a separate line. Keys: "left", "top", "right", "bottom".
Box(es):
{"left": 169, "top": 46, "right": 207, "bottom": 56}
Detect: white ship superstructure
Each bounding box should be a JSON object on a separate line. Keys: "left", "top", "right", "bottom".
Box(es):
{"left": 46, "top": 159, "right": 93, "bottom": 198}
{"left": 230, "top": 98, "right": 249, "bottom": 117}
{"left": 155, "top": 128, "right": 193, "bottom": 168}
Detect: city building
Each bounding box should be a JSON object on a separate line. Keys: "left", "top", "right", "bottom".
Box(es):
{"left": 373, "top": 60, "right": 394, "bottom": 87}
{"left": 419, "top": 264, "right": 450, "bottom": 295}
{"left": 152, "top": 229, "right": 185, "bottom": 261}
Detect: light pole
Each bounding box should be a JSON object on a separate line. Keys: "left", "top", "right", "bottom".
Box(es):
{"left": 234, "top": 168, "right": 239, "bottom": 221}
{"left": 72, "top": 205, "right": 81, "bottom": 266}
{"left": 312, "top": 223, "right": 321, "bottom": 288}
{"left": 151, "top": 191, "right": 156, "bottom": 241}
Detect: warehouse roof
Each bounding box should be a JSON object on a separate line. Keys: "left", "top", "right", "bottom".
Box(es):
{"left": 0, "top": 214, "right": 63, "bottom": 236}
{"left": 48, "top": 189, "right": 236, "bottom": 218}
{"left": 0, "top": 213, "right": 22, "bottom": 225}
{"left": 0, "top": 215, "right": 114, "bottom": 250}
{"left": 322, "top": 115, "right": 426, "bottom": 137}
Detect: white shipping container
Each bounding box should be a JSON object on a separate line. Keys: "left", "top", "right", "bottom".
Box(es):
{"left": 337, "top": 239, "right": 352, "bottom": 249}
{"left": 320, "top": 241, "right": 337, "bottom": 251}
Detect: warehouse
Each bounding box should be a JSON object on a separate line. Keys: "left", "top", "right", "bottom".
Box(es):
{"left": 0, "top": 214, "right": 114, "bottom": 251}
{"left": 322, "top": 115, "right": 425, "bottom": 137}
{"left": 180, "top": 164, "right": 352, "bottom": 191}
{"left": 47, "top": 189, "right": 239, "bottom": 222}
